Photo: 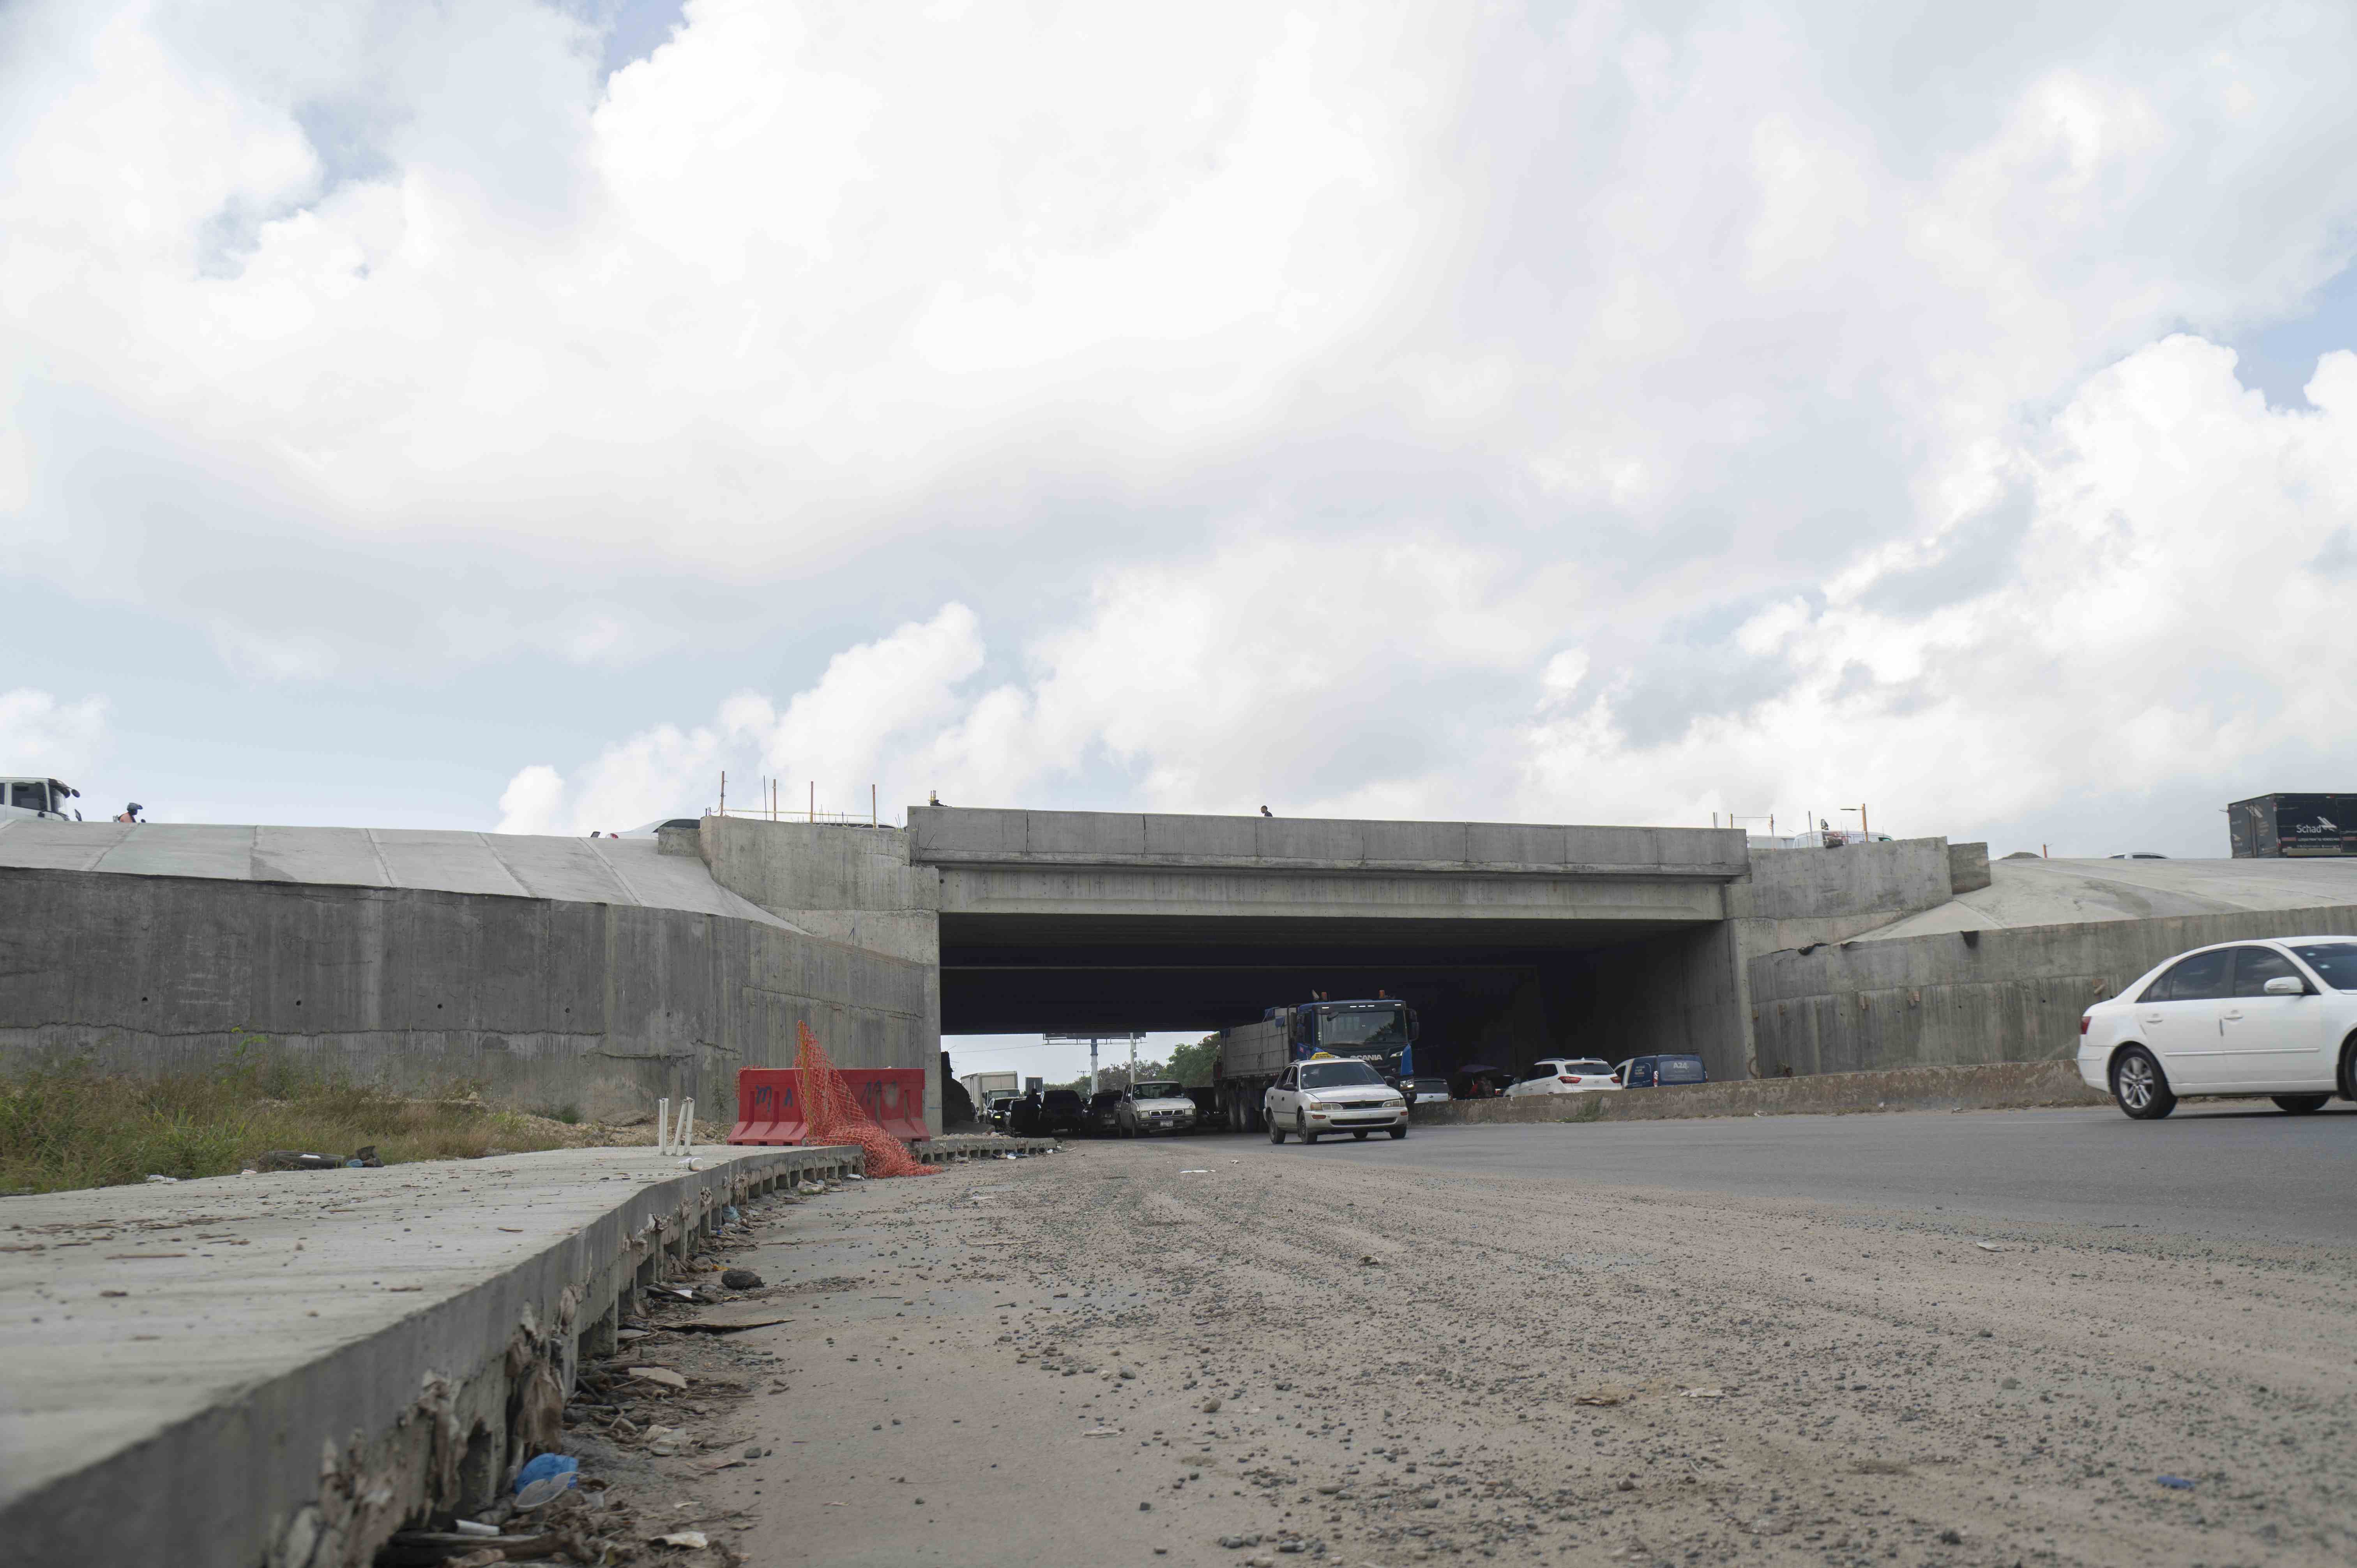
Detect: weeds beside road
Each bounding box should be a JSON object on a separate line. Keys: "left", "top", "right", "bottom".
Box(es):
{"left": 0, "top": 1058, "right": 695, "bottom": 1194}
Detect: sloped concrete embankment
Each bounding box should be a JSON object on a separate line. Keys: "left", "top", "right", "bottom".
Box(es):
{"left": 0, "top": 1144, "right": 867, "bottom": 1568}
{"left": 0, "top": 825, "right": 940, "bottom": 1125}
{"left": 1749, "top": 897, "right": 2357, "bottom": 1076}
{"left": 1414, "top": 1059, "right": 2108, "bottom": 1126}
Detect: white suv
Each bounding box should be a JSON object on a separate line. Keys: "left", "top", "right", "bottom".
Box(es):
{"left": 1264, "top": 1056, "right": 1408, "bottom": 1143}
{"left": 2078, "top": 937, "right": 2357, "bottom": 1119}
{"left": 1115, "top": 1080, "right": 1197, "bottom": 1136}
{"left": 1504, "top": 1058, "right": 1618, "bottom": 1097}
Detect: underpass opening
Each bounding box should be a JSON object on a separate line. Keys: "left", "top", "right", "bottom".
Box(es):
{"left": 939, "top": 912, "right": 1730, "bottom": 1086}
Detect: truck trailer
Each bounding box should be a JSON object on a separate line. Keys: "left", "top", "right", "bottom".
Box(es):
{"left": 1213, "top": 997, "right": 1418, "bottom": 1131}
{"left": 958, "top": 1070, "right": 1021, "bottom": 1114}
{"left": 2230, "top": 794, "right": 2357, "bottom": 858}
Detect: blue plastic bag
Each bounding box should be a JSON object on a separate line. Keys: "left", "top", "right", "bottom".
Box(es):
{"left": 514, "top": 1454, "right": 579, "bottom": 1495}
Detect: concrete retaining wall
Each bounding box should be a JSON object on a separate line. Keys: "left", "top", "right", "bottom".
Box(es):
{"left": 0, "top": 865, "right": 933, "bottom": 1121}
{"left": 694, "top": 816, "right": 944, "bottom": 1132}
{"left": 1747, "top": 902, "right": 2357, "bottom": 1075}
{"left": 1413, "top": 1059, "right": 2108, "bottom": 1125}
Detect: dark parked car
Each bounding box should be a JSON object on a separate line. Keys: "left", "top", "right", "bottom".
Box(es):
{"left": 1086, "top": 1091, "right": 1124, "bottom": 1136}
{"left": 1398, "top": 1075, "right": 1451, "bottom": 1108}
{"left": 1037, "top": 1088, "right": 1090, "bottom": 1136}
{"left": 1611, "top": 1054, "right": 1708, "bottom": 1088}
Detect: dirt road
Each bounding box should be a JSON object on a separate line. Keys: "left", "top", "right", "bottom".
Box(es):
{"left": 660, "top": 1126, "right": 2357, "bottom": 1566}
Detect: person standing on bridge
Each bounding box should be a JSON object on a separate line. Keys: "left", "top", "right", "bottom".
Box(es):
{"left": 1261, "top": 804, "right": 1272, "bottom": 816}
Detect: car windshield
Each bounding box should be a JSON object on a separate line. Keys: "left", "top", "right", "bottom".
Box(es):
{"left": 1301, "top": 1061, "right": 1383, "bottom": 1089}
{"left": 2292, "top": 943, "right": 2357, "bottom": 991}
{"left": 1563, "top": 1061, "right": 1610, "bottom": 1074}
{"left": 1131, "top": 1081, "right": 1182, "bottom": 1099}
{"left": 1317, "top": 1005, "right": 1408, "bottom": 1047}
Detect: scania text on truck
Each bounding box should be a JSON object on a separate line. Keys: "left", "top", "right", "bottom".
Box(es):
{"left": 1213, "top": 997, "right": 1418, "bottom": 1132}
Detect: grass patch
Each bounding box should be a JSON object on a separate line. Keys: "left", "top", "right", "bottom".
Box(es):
{"left": 0, "top": 1056, "right": 647, "bottom": 1195}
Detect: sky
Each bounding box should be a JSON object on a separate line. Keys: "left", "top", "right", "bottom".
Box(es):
{"left": 7, "top": 1, "right": 2357, "bottom": 1085}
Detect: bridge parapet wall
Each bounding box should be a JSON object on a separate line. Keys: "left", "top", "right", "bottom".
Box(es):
{"left": 908, "top": 807, "right": 1749, "bottom": 878}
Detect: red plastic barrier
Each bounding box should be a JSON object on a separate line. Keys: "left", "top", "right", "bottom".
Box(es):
{"left": 729, "top": 1069, "right": 809, "bottom": 1146}
{"left": 728, "top": 1067, "right": 929, "bottom": 1145}
{"left": 850, "top": 1069, "right": 930, "bottom": 1144}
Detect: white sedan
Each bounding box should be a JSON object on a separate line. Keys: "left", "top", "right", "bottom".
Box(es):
{"left": 1503, "top": 1058, "right": 1620, "bottom": 1097}
{"left": 1265, "top": 1056, "right": 1409, "bottom": 1142}
{"left": 2079, "top": 936, "right": 2357, "bottom": 1119}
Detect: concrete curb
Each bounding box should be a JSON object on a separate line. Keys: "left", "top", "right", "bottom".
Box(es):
{"left": 0, "top": 1143, "right": 871, "bottom": 1568}
{"left": 1412, "top": 1059, "right": 2110, "bottom": 1127}
{"left": 917, "top": 1134, "right": 1061, "bottom": 1160}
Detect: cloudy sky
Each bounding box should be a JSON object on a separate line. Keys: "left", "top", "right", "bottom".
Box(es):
{"left": 7, "top": 4, "right": 2356, "bottom": 899}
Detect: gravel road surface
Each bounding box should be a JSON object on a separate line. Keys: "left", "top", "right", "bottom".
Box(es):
{"left": 699, "top": 1114, "right": 2357, "bottom": 1567}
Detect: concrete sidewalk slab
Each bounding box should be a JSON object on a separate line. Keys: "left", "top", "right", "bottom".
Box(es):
{"left": 0, "top": 1142, "right": 867, "bottom": 1568}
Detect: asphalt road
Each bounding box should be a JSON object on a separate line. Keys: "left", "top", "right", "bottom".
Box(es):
{"left": 1238, "top": 1102, "right": 2357, "bottom": 1247}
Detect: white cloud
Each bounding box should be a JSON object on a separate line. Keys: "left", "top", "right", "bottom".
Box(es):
{"left": 0, "top": 687, "right": 108, "bottom": 779}
{"left": 492, "top": 603, "right": 985, "bottom": 832}
{"left": 494, "top": 762, "right": 567, "bottom": 835}
{"left": 493, "top": 718, "right": 731, "bottom": 836}
{"left": 512, "top": 332, "right": 2357, "bottom": 850}
{"left": 736, "top": 603, "right": 986, "bottom": 802}
{"left": 210, "top": 619, "right": 339, "bottom": 682}
{"left": 9, "top": 2, "right": 2357, "bottom": 853}
{"left": 1520, "top": 335, "right": 2357, "bottom": 836}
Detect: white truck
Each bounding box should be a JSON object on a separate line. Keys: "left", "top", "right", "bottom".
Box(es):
{"left": 958, "top": 1070, "right": 1021, "bottom": 1118}
{"left": 0, "top": 777, "right": 81, "bottom": 823}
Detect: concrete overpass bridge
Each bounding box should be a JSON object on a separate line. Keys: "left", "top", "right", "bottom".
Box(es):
{"left": 916, "top": 808, "right": 1744, "bottom": 1056}
{"left": 0, "top": 805, "right": 1981, "bottom": 1130}
{"left": 700, "top": 807, "right": 1970, "bottom": 1084}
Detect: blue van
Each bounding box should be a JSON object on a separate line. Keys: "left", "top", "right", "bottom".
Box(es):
{"left": 1615, "top": 1054, "right": 1708, "bottom": 1088}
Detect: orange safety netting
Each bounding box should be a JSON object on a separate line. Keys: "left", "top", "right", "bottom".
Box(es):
{"left": 794, "top": 1021, "right": 940, "bottom": 1177}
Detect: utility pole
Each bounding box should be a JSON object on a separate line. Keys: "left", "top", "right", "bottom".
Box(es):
{"left": 1090, "top": 1037, "right": 1099, "bottom": 1093}
{"left": 1129, "top": 1031, "right": 1138, "bottom": 1087}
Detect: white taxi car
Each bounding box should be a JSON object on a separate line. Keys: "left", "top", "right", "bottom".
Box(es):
{"left": 2078, "top": 936, "right": 2357, "bottom": 1119}
{"left": 1264, "top": 1054, "right": 1409, "bottom": 1143}
{"left": 1503, "top": 1058, "right": 1620, "bottom": 1097}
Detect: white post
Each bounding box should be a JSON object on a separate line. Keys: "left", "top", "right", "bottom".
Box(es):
{"left": 657, "top": 1097, "right": 671, "bottom": 1154}
{"left": 677, "top": 1098, "right": 695, "bottom": 1152}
